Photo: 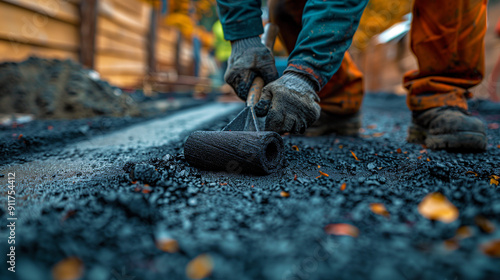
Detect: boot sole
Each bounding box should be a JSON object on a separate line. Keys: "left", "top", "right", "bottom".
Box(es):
{"left": 408, "top": 124, "right": 487, "bottom": 151}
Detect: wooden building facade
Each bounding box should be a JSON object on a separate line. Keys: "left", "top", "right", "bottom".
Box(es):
{"left": 0, "top": 0, "right": 213, "bottom": 89}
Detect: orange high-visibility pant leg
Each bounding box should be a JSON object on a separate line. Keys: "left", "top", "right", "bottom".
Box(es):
{"left": 404, "top": 0, "right": 487, "bottom": 111}
{"left": 268, "top": 0, "right": 364, "bottom": 115}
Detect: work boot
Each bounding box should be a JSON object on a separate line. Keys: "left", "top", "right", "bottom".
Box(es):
{"left": 407, "top": 106, "right": 487, "bottom": 151}
{"left": 305, "top": 110, "right": 361, "bottom": 136}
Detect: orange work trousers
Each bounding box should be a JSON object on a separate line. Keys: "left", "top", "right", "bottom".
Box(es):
{"left": 269, "top": 0, "right": 487, "bottom": 114}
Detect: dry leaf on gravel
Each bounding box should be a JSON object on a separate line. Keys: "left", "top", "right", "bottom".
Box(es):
{"left": 488, "top": 123, "right": 499, "bottom": 129}
{"left": 52, "top": 257, "right": 84, "bottom": 280}
{"left": 291, "top": 145, "right": 299, "bottom": 151}
{"left": 324, "top": 223, "right": 359, "bottom": 237}
{"left": 156, "top": 238, "right": 179, "bottom": 253}
{"left": 186, "top": 254, "right": 214, "bottom": 279}
{"left": 318, "top": 171, "right": 329, "bottom": 177}
{"left": 418, "top": 193, "right": 459, "bottom": 223}
{"left": 350, "top": 151, "right": 359, "bottom": 161}
{"left": 340, "top": 182, "right": 346, "bottom": 191}
{"left": 443, "top": 239, "right": 459, "bottom": 251}
{"left": 481, "top": 239, "right": 500, "bottom": 257}
{"left": 370, "top": 203, "right": 390, "bottom": 217}
{"left": 490, "top": 175, "right": 499, "bottom": 186}
{"left": 465, "top": 171, "right": 478, "bottom": 177}
{"left": 280, "top": 191, "right": 290, "bottom": 197}
{"left": 455, "top": 226, "right": 473, "bottom": 239}
{"left": 475, "top": 216, "right": 496, "bottom": 233}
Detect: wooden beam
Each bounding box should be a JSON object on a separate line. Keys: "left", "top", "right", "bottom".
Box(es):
{"left": 96, "top": 34, "right": 146, "bottom": 61}
{"left": 79, "top": 0, "right": 98, "bottom": 69}
{"left": 97, "top": 17, "right": 145, "bottom": 44}
{"left": 99, "top": 73, "right": 143, "bottom": 88}
{"left": 98, "top": 0, "right": 149, "bottom": 35}
{"left": 95, "top": 54, "right": 146, "bottom": 74}
{"left": 147, "top": 8, "right": 159, "bottom": 73}
{"left": 0, "top": 39, "right": 78, "bottom": 62}
{"left": 3, "top": 0, "right": 79, "bottom": 24}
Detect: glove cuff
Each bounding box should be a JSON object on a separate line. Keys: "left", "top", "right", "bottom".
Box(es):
{"left": 282, "top": 72, "right": 317, "bottom": 91}
{"left": 278, "top": 72, "right": 320, "bottom": 102}
{"left": 231, "top": 36, "right": 263, "bottom": 54}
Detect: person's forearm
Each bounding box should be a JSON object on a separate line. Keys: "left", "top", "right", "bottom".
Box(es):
{"left": 216, "top": 0, "right": 263, "bottom": 41}
{"left": 286, "top": 0, "right": 368, "bottom": 91}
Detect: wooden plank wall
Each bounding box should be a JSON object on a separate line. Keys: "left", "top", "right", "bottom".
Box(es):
{"left": 95, "top": 0, "right": 151, "bottom": 87}
{"left": 0, "top": 0, "right": 80, "bottom": 62}
{"left": 0, "top": 0, "right": 214, "bottom": 89}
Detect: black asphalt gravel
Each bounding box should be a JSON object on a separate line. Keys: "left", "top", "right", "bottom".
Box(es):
{"left": 1, "top": 94, "right": 500, "bottom": 280}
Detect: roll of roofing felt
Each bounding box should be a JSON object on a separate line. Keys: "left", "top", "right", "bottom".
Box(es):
{"left": 184, "top": 131, "right": 284, "bottom": 175}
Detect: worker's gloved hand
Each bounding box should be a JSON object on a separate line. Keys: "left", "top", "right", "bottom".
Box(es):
{"left": 255, "top": 72, "right": 321, "bottom": 134}
{"left": 225, "top": 36, "right": 279, "bottom": 100}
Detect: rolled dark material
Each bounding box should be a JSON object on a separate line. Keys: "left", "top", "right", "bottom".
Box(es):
{"left": 184, "top": 131, "right": 284, "bottom": 175}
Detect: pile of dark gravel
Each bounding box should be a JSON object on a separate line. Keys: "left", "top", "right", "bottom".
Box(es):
{"left": 0, "top": 57, "right": 138, "bottom": 120}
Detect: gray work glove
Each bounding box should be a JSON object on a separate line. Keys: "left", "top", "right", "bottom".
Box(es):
{"left": 225, "top": 36, "right": 279, "bottom": 100}
{"left": 255, "top": 72, "right": 321, "bottom": 134}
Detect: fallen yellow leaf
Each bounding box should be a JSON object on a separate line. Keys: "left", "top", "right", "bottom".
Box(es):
{"left": 52, "top": 257, "right": 84, "bottom": 280}
{"left": 490, "top": 175, "right": 499, "bottom": 186}
{"left": 280, "top": 191, "right": 290, "bottom": 197}
{"left": 324, "top": 223, "right": 359, "bottom": 237}
{"left": 340, "top": 182, "right": 346, "bottom": 191}
{"left": 370, "top": 203, "right": 390, "bottom": 217}
{"left": 291, "top": 145, "right": 299, "bottom": 151}
{"left": 186, "top": 254, "right": 214, "bottom": 279}
{"left": 418, "top": 193, "right": 459, "bottom": 223}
